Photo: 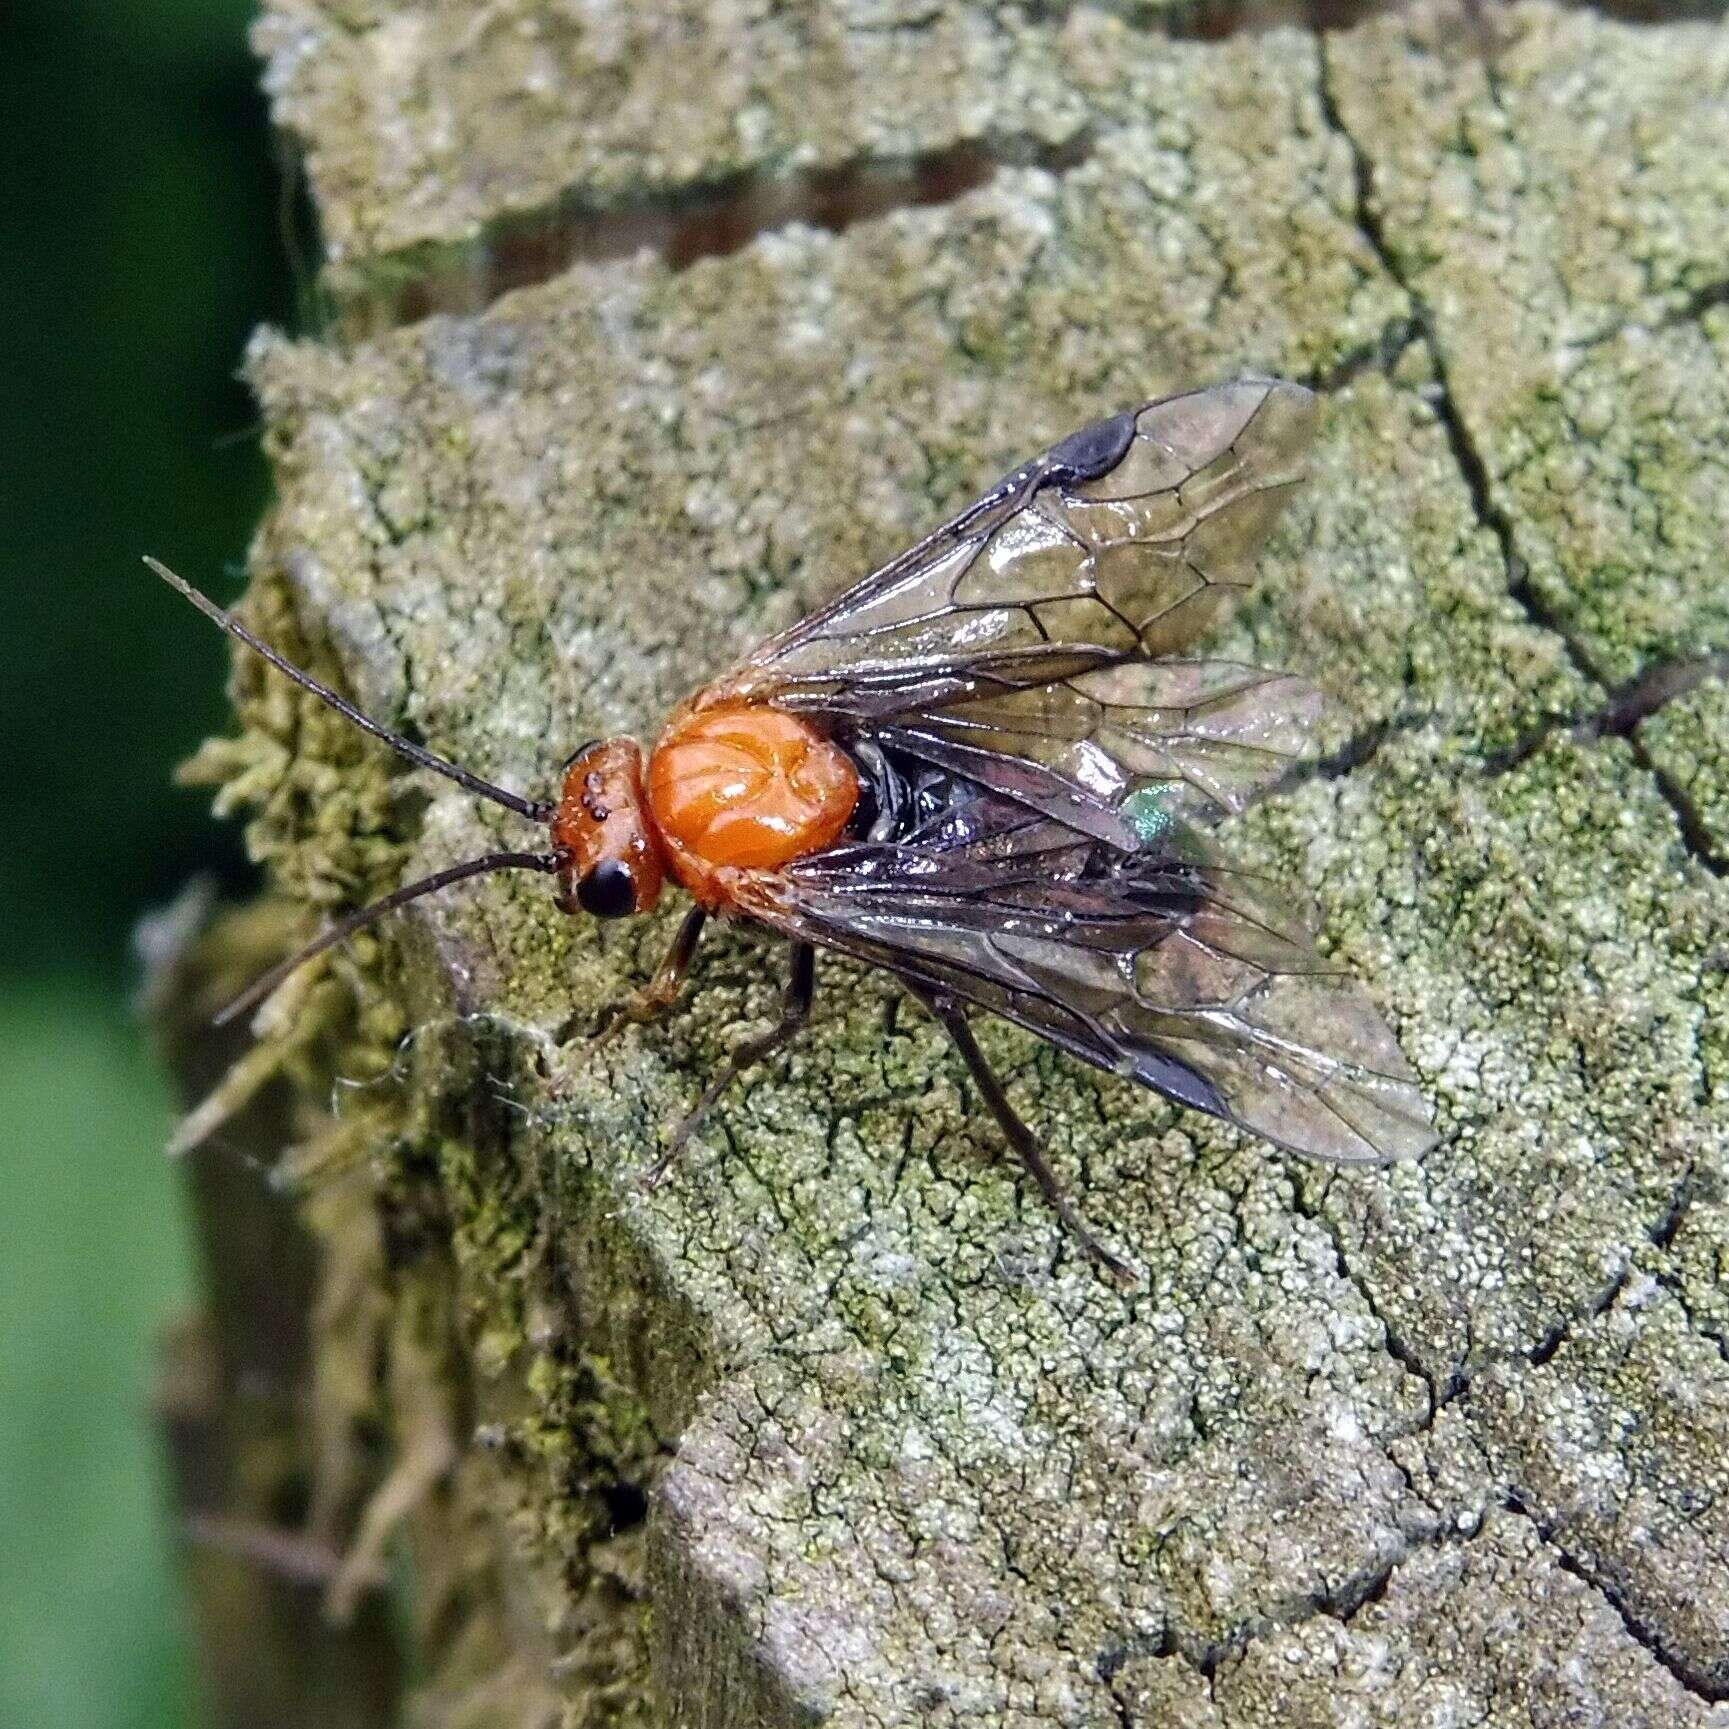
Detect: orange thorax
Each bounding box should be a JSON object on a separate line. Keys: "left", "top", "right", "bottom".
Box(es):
{"left": 647, "top": 702, "right": 859, "bottom": 893}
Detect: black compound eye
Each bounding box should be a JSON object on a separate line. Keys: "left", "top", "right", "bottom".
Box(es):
{"left": 576, "top": 859, "right": 638, "bottom": 919}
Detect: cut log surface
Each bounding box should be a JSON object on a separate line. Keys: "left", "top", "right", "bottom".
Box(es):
{"left": 163, "top": 3, "right": 1729, "bottom": 1724}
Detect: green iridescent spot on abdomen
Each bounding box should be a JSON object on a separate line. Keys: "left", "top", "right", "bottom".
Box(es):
{"left": 1121, "top": 787, "right": 1173, "bottom": 844}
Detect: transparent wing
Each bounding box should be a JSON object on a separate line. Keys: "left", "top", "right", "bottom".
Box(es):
{"left": 736, "top": 784, "right": 1436, "bottom": 1167}
{"left": 874, "top": 660, "right": 1325, "bottom": 845}
{"left": 723, "top": 377, "right": 1318, "bottom": 720}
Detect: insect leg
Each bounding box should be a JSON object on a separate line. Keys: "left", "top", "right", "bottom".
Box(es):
{"left": 589, "top": 906, "right": 708, "bottom": 1052}
{"left": 642, "top": 942, "right": 815, "bottom": 1189}
{"left": 905, "top": 983, "right": 1136, "bottom": 1287}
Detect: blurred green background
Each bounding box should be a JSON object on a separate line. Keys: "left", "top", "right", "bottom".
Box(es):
{"left": 1, "top": 3, "right": 294, "bottom": 1723}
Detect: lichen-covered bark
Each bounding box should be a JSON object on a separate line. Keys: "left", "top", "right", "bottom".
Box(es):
{"left": 163, "top": 2, "right": 1729, "bottom": 1723}
{"left": 1324, "top": 2, "right": 1729, "bottom": 683}
{"left": 1643, "top": 675, "right": 1729, "bottom": 867}
{"left": 255, "top": 0, "right": 1178, "bottom": 276}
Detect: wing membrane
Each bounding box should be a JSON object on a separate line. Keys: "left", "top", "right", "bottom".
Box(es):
{"left": 737, "top": 786, "right": 1436, "bottom": 1167}
{"left": 728, "top": 377, "right": 1317, "bottom": 720}
{"left": 880, "top": 660, "right": 1325, "bottom": 841}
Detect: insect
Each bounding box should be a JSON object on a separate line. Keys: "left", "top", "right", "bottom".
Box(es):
{"left": 152, "top": 376, "right": 1436, "bottom": 1282}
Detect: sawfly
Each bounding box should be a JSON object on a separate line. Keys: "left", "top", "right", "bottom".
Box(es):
{"left": 153, "top": 376, "right": 1436, "bottom": 1281}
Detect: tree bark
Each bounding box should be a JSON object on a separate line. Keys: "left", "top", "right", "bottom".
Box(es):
{"left": 163, "top": 2, "right": 1729, "bottom": 1723}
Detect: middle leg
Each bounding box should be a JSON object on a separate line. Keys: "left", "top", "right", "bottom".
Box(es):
{"left": 643, "top": 941, "right": 816, "bottom": 1189}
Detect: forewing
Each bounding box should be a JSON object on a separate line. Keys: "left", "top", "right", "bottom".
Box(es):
{"left": 739, "top": 793, "right": 1436, "bottom": 1166}
{"left": 729, "top": 377, "right": 1317, "bottom": 719}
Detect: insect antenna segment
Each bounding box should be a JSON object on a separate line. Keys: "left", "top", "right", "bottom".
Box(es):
{"left": 143, "top": 558, "right": 552, "bottom": 824}
{"left": 146, "top": 556, "right": 561, "bottom": 1024}
{"left": 213, "top": 850, "right": 559, "bottom": 1027}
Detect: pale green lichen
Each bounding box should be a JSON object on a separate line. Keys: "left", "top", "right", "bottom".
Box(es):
{"left": 1326, "top": 3, "right": 1729, "bottom": 686}
{"left": 1641, "top": 673, "right": 1729, "bottom": 865}
{"left": 256, "top": 1, "right": 1189, "bottom": 275}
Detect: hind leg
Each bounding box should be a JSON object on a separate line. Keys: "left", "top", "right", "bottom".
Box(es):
{"left": 905, "top": 983, "right": 1136, "bottom": 1287}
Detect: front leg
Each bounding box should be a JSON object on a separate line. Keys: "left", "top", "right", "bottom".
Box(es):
{"left": 589, "top": 906, "right": 708, "bottom": 1053}
{"left": 643, "top": 941, "right": 816, "bottom": 1189}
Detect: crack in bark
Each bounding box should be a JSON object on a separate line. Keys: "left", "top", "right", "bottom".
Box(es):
{"left": 295, "top": 0, "right": 1727, "bottom": 343}
{"left": 1109, "top": 0, "right": 1393, "bottom": 41}
{"left": 1487, "top": 651, "right": 1729, "bottom": 774}
{"left": 1524, "top": 1266, "right": 1633, "bottom": 1369}
{"left": 1036, "top": 0, "right": 1724, "bottom": 43}
{"left": 1356, "top": 1154, "right": 1701, "bottom": 1429}
{"left": 1636, "top": 744, "right": 1729, "bottom": 875}
{"left": 1301, "top": 313, "right": 1421, "bottom": 394}
{"left": 1107, "top": 1488, "right": 1729, "bottom": 1727}
{"left": 1092, "top": 1467, "right": 1432, "bottom": 1715}
{"left": 1288, "top": 1175, "right": 1442, "bottom": 1423}
{"left": 1578, "top": 0, "right": 1729, "bottom": 19}
{"left": 1270, "top": 711, "right": 1427, "bottom": 797}
{"left": 1064, "top": 1169, "right": 1453, "bottom": 1698}
{"left": 1663, "top": 272, "right": 1729, "bottom": 330}
{"left": 1314, "top": 32, "right": 1729, "bottom": 878}
{"left": 1503, "top": 1492, "right": 1729, "bottom": 1703}
{"left": 1608, "top": 655, "right": 1729, "bottom": 736}
{"left": 1501, "top": 572, "right": 1729, "bottom": 876}
{"left": 1573, "top": 270, "right": 1729, "bottom": 353}
{"left": 1131, "top": 1525, "right": 1447, "bottom": 1708}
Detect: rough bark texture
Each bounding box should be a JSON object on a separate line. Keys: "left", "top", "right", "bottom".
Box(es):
{"left": 163, "top": 2, "right": 1729, "bottom": 1724}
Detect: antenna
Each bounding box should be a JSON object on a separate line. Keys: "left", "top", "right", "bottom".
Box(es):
{"left": 145, "top": 557, "right": 552, "bottom": 824}
{"left": 215, "top": 849, "right": 559, "bottom": 1027}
